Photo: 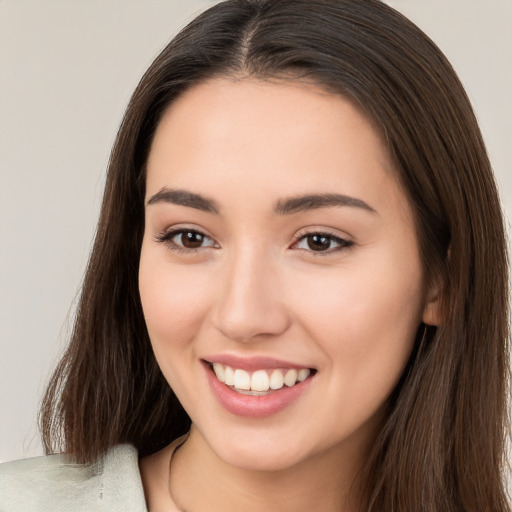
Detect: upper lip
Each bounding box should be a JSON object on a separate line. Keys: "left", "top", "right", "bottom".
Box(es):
{"left": 202, "top": 354, "right": 314, "bottom": 372}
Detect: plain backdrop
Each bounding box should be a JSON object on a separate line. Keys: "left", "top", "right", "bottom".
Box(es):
{"left": 1, "top": 0, "right": 511, "bottom": 463}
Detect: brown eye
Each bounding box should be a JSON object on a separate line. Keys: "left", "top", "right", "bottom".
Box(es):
{"left": 179, "top": 231, "right": 206, "bottom": 249}
{"left": 293, "top": 232, "right": 353, "bottom": 254}
{"left": 306, "top": 234, "right": 331, "bottom": 251}
{"left": 156, "top": 228, "right": 217, "bottom": 252}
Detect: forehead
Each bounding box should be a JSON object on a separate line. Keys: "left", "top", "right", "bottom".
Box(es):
{"left": 150, "top": 77, "right": 388, "bottom": 163}
{"left": 146, "top": 77, "right": 409, "bottom": 220}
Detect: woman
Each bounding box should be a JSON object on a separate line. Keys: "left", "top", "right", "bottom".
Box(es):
{"left": 1, "top": 0, "right": 509, "bottom": 511}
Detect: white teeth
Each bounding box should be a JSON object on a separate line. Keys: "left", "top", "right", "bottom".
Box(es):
{"left": 298, "top": 368, "right": 310, "bottom": 382}
{"left": 212, "top": 363, "right": 225, "bottom": 383}
{"left": 284, "top": 369, "right": 298, "bottom": 387}
{"left": 211, "top": 363, "right": 312, "bottom": 392}
{"left": 251, "top": 370, "right": 270, "bottom": 392}
{"left": 224, "top": 366, "right": 235, "bottom": 386}
{"left": 233, "top": 369, "right": 251, "bottom": 390}
{"left": 269, "top": 369, "right": 284, "bottom": 390}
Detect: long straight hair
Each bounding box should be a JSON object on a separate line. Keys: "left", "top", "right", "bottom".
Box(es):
{"left": 40, "top": 1, "right": 510, "bottom": 510}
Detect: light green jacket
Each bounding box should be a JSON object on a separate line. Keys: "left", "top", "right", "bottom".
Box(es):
{"left": 0, "top": 445, "right": 147, "bottom": 511}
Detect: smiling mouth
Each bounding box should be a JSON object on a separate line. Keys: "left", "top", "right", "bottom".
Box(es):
{"left": 206, "top": 362, "right": 316, "bottom": 396}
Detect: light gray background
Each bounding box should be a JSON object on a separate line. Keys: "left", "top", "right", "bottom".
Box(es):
{"left": 1, "top": 0, "right": 511, "bottom": 463}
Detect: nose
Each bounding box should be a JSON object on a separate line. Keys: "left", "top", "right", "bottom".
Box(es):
{"left": 211, "top": 247, "right": 291, "bottom": 343}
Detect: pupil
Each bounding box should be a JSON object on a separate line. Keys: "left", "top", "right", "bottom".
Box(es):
{"left": 307, "top": 234, "right": 330, "bottom": 251}
{"left": 182, "top": 231, "right": 203, "bottom": 248}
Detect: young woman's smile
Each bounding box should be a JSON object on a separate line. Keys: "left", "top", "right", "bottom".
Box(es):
{"left": 138, "top": 77, "right": 440, "bottom": 476}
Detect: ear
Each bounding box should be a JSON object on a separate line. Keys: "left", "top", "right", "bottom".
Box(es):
{"left": 422, "top": 277, "right": 443, "bottom": 326}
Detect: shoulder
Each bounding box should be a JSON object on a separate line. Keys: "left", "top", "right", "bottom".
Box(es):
{"left": 0, "top": 445, "right": 147, "bottom": 512}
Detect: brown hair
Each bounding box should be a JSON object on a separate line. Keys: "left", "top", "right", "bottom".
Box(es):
{"left": 40, "top": 1, "right": 510, "bottom": 510}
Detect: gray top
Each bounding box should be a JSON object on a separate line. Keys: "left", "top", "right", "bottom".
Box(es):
{"left": 0, "top": 445, "right": 147, "bottom": 512}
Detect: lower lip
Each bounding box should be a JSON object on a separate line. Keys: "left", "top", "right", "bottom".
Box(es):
{"left": 203, "top": 363, "right": 313, "bottom": 418}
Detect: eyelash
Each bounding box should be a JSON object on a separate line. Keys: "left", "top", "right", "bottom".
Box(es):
{"left": 155, "top": 228, "right": 217, "bottom": 254}
{"left": 155, "top": 228, "right": 354, "bottom": 255}
{"left": 292, "top": 230, "right": 354, "bottom": 254}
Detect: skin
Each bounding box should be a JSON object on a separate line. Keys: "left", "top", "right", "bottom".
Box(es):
{"left": 138, "top": 78, "right": 440, "bottom": 511}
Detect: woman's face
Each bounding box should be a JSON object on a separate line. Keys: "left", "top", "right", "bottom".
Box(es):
{"left": 139, "top": 78, "right": 439, "bottom": 472}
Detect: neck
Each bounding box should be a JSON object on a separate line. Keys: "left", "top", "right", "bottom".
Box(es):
{"left": 171, "top": 426, "right": 366, "bottom": 512}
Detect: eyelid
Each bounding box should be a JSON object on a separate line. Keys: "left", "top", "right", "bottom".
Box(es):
{"left": 291, "top": 229, "right": 354, "bottom": 254}
{"left": 155, "top": 225, "right": 219, "bottom": 252}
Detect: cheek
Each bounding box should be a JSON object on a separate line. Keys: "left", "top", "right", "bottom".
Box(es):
{"left": 138, "top": 247, "right": 212, "bottom": 356}
{"left": 289, "top": 250, "right": 424, "bottom": 388}
{"left": 287, "top": 259, "right": 424, "bottom": 439}
{"left": 294, "top": 264, "right": 422, "bottom": 336}
{"left": 138, "top": 250, "right": 218, "bottom": 405}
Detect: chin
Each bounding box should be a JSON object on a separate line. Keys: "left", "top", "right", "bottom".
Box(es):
{"left": 202, "top": 425, "right": 317, "bottom": 473}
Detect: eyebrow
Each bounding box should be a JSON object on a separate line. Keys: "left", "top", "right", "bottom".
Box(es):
{"left": 273, "top": 193, "right": 377, "bottom": 215}
{"left": 146, "top": 188, "right": 376, "bottom": 216}
{"left": 147, "top": 188, "right": 220, "bottom": 214}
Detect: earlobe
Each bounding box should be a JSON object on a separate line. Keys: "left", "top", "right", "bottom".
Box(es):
{"left": 422, "top": 280, "right": 443, "bottom": 326}
{"left": 422, "top": 300, "right": 442, "bottom": 326}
